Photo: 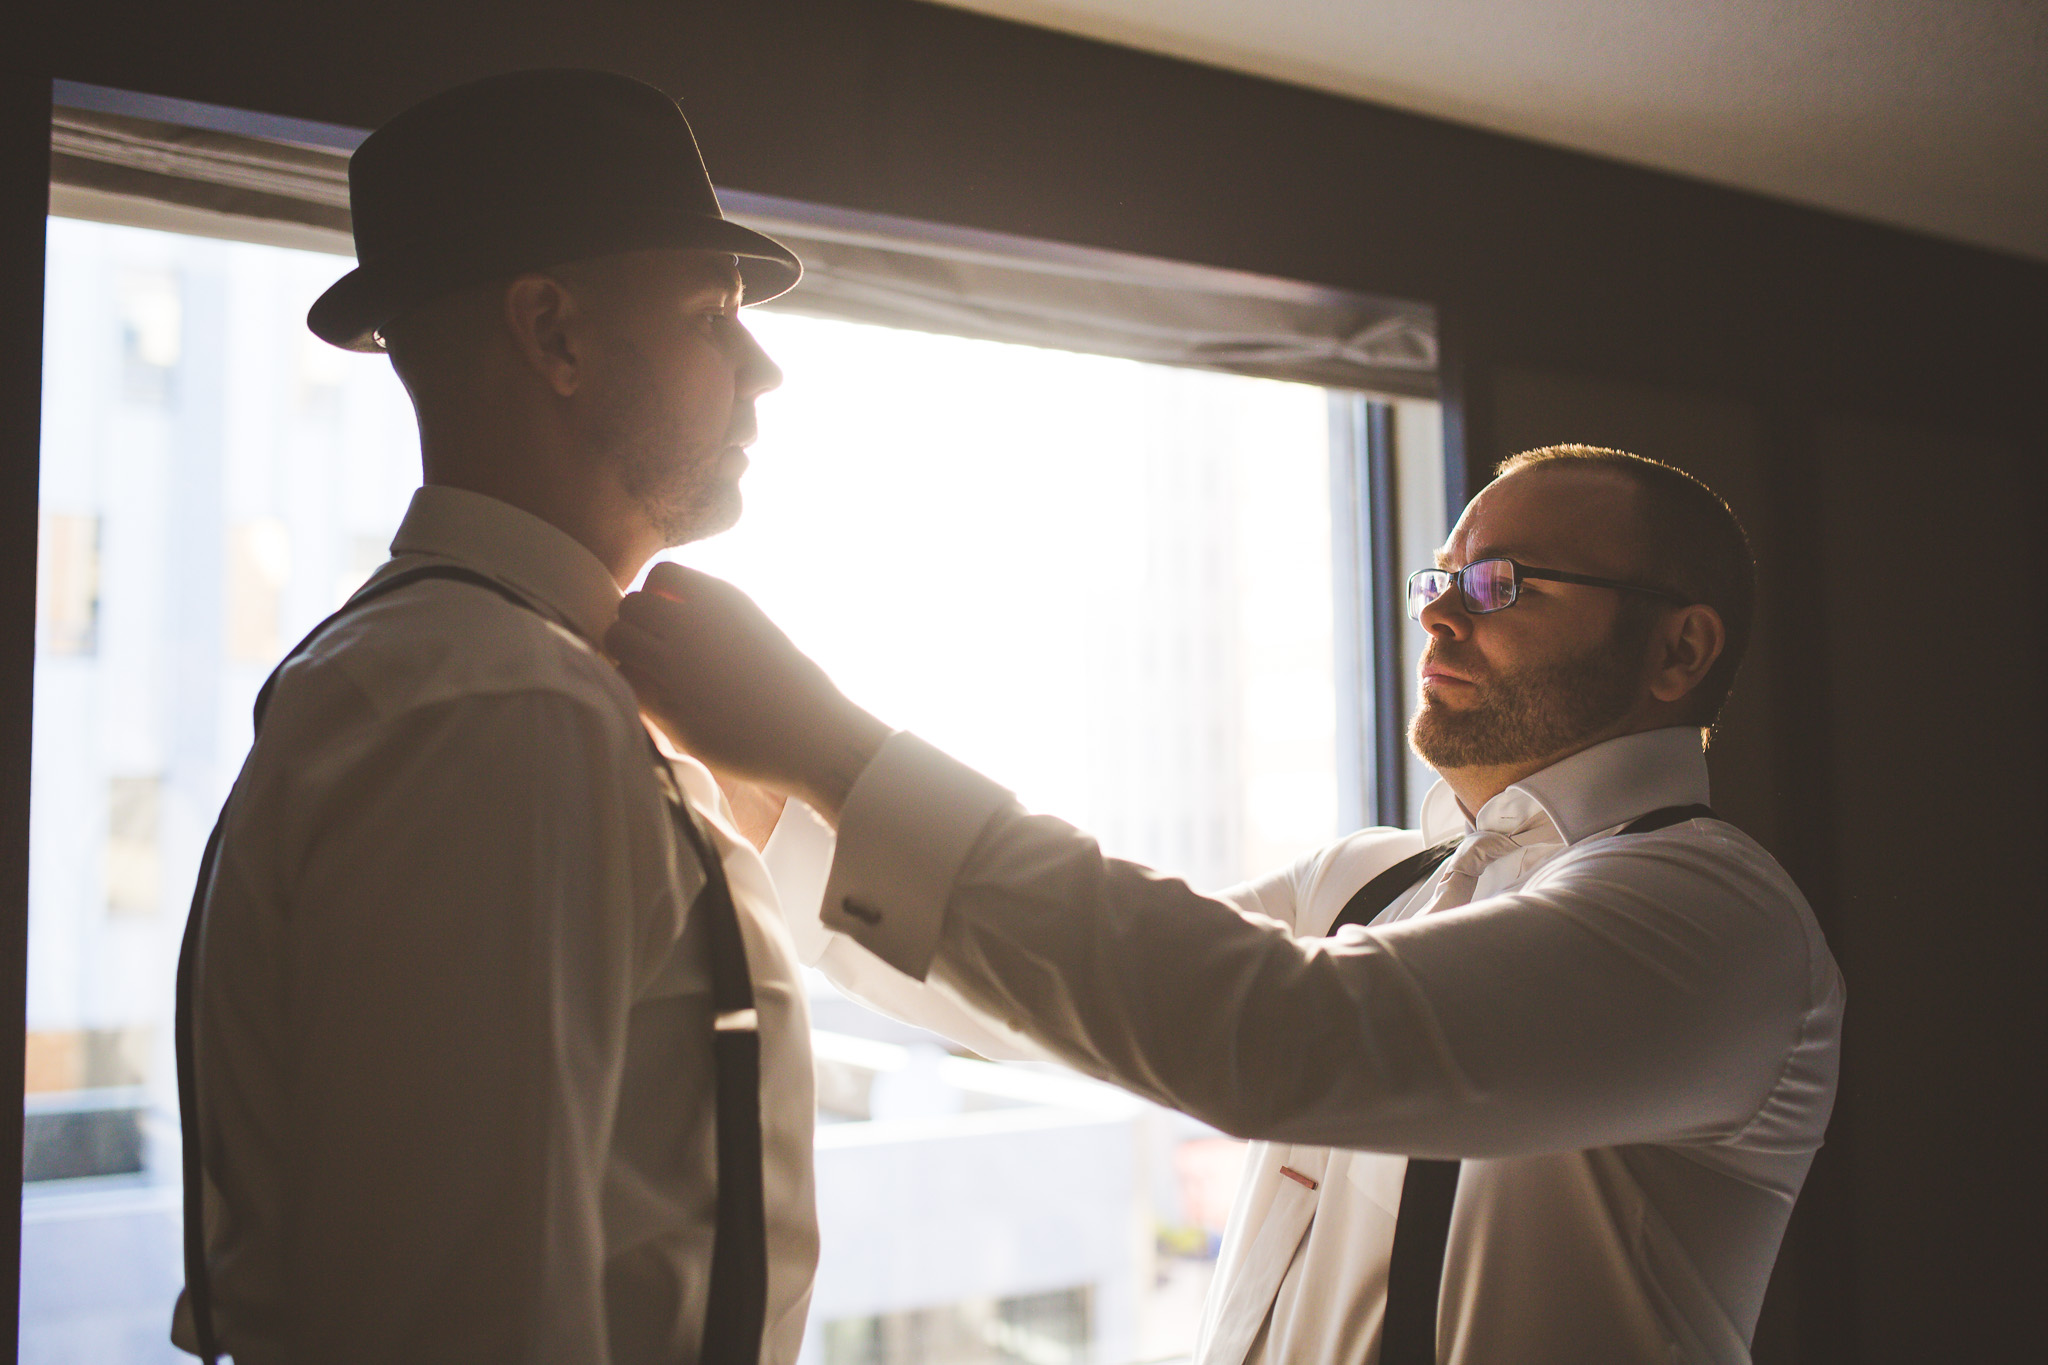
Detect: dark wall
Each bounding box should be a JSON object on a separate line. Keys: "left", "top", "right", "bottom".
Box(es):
{"left": 8, "top": 2, "right": 2043, "bottom": 1359}
{"left": 0, "top": 69, "right": 51, "bottom": 1363}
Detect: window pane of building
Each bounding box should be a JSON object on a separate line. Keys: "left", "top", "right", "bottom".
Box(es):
{"left": 33, "top": 512, "right": 99, "bottom": 657}
{"left": 103, "top": 776, "right": 161, "bottom": 916}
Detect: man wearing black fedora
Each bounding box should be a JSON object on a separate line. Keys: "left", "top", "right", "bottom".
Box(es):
{"left": 175, "top": 70, "right": 818, "bottom": 1364}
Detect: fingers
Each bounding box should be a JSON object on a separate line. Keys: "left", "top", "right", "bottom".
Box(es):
{"left": 604, "top": 624, "right": 678, "bottom": 718}
{"left": 619, "top": 566, "right": 767, "bottom": 640}
{"left": 636, "top": 561, "right": 755, "bottom": 613}
{"left": 603, "top": 618, "right": 669, "bottom": 683}
{"left": 620, "top": 563, "right": 715, "bottom": 628}
{"left": 642, "top": 559, "right": 704, "bottom": 600}
{"left": 615, "top": 584, "right": 683, "bottom": 630}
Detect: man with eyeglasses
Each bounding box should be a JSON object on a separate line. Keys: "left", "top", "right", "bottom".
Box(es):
{"left": 610, "top": 444, "right": 1843, "bottom": 1364}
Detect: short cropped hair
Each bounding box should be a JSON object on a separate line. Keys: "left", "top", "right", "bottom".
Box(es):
{"left": 1494, "top": 444, "right": 1756, "bottom": 734}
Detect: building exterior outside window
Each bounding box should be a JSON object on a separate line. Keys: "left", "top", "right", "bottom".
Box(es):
{"left": 33, "top": 513, "right": 99, "bottom": 657}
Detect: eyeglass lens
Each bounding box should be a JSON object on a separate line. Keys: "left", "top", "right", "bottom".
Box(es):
{"left": 1405, "top": 558, "right": 1519, "bottom": 619}
{"left": 1406, "top": 570, "right": 1449, "bottom": 619}
{"left": 1464, "top": 558, "right": 1516, "bottom": 611}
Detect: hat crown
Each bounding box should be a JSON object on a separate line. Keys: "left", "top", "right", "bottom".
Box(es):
{"left": 348, "top": 69, "right": 723, "bottom": 266}
{"left": 308, "top": 68, "right": 799, "bottom": 350}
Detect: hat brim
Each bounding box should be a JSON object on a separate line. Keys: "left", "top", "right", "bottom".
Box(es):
{"left": 308, "top": 215, "right": 803, "bottom": 352}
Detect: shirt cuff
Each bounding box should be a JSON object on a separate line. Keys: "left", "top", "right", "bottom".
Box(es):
{"left": 819, "top": 731, "right": 1014, "bottom": 981}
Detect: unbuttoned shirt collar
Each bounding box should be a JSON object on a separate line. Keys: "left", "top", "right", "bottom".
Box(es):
{"left": 384, "top": 484, "right": 624, "bottom": 645}
{"left": 1417, "top": 726, "right": 1712, "bottom": 850}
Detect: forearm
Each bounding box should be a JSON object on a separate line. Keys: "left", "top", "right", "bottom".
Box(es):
{"left": 931, "top": 806, "right": 1789, "bottom": 1154}
{"left": 929, "top": 807, "right": 1454, "bottom": 1142}
{"left": 823, "top": 739, "right": 1795, "bottom": 1156}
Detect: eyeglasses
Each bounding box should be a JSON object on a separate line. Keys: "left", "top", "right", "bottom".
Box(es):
{"left": 1406, "top": 557, "right": 1690, "bottom": 620}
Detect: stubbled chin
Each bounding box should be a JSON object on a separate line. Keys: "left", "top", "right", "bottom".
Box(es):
{"left": 651, "top": 483, "right": 743, "bottom": 547}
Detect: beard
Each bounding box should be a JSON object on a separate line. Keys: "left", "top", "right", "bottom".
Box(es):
{"left": 1409, "top": 618, "right": 1649, "bottom": 771}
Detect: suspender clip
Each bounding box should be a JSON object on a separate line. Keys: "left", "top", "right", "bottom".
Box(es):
{"left": 714, "top": 1007, "right": 759, "bottom": 1033}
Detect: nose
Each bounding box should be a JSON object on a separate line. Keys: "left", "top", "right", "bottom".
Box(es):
{"left": 729, "top": 319, "right": 783, "bottom": 400}
{"left": 1416, "top": 577, "right": 1472, "bottom": 641}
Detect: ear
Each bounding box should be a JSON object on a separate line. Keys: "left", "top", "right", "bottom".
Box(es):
{"left": 501, "top": 273, "right": 585, "bottom": 398}
{"left": 1648, "top": 603, "right": 1726, "bottom": 705}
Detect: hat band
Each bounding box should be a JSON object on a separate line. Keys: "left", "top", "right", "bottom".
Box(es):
{"left": 355, "top": 205, "right": 748, "bottom": 279}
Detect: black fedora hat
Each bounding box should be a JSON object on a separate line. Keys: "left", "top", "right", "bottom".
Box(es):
{"left": 308, "top": 69, "right": 802, "bottom": 352}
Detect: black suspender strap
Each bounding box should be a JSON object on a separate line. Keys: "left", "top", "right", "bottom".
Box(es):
{"left": 671, "top": 804, "right": 769, "bottom": 1365}
{"left": 1331, "top": 836, "right": 1460, "bottom": 1365}
{"left": 1378, "top": 1156, "right": 1460, "bottom": 1365}
{"left": 1328, "top": 839, "right": 1461, "bottom": 936}
{"left": 1330, "top": 801, "right": 1719, "bottom": 1365}
{"left": 1617, "top": 802, "right": 1716, "bottom": 835}
{"left": 172, "top": 817, "right": 227, "bottom": 1365}
{"left": 175, "top": 563, "right": 767, "bottom": 1365}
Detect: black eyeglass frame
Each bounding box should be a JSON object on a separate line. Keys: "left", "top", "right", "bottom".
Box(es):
{"left": 1406, "top": 557, "right": 1691, "bottom": 619}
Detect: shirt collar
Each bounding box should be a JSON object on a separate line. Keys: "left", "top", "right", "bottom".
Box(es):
{"left": 384, "top": 485, "right": 622, "bottom": 644}
{"left": 1417, "top": 726, "right": 1711, "bottom": 846}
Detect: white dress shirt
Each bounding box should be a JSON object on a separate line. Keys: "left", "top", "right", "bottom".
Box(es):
{"left": 790, "top": 725, "right": 1843, "bottom": 1364}
{"left": 185, "top": 486, "right": 817, "bottom": 1365}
